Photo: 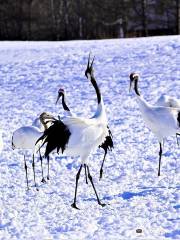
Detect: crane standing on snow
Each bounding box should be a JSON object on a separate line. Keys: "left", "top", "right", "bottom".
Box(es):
{"left": 129, "top": 72, "right": 180, "bottom": 176}
{"left": 37, "top": 55, "right": 110, "bottom": 209}
{"left": 12, "top": 112, "right": 56, "bottom": 190}
{"left": 56, "top": 85, "right": 113, "bottom": 182}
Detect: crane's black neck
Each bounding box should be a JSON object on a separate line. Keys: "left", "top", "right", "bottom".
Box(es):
{"left": 62, "top": 95, "right": 70, "bottom": 112}
{"left": 134, "top": 79, "right": 140, "bottom": 96}
{"left": 91, "top": 75, "right": 101, "bottom": 104}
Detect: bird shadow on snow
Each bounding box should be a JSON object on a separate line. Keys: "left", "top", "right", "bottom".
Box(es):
{"left": 83, "top": 183, "right": 180, "bottom": 204}
{"left": 165, "top": 230, "right": 180, "bottom": 239}
{"left": 83, "top": 189, "right": 156, "bottom": 204}
{"left": 118, "top": 189, "right": 156, "bottom": 200}
{"left": 0, "top": 222, "right": 11, "bottom": 230}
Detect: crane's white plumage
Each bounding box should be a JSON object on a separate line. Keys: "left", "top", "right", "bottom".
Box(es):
{"left": 62, "top": 114, "right": 108, "bottom": 158}
{"left": 155, "top": 94, "right": 180, "bottom": 144}
{"left": 155, "top": 94, "right": 180, "bottom": 108}
{"left": 12, "top": 112, "right": 55, "bottom": 151}
{"left": 56, "top": 87, "right": 113, "bottom": 180}
{"left": 135, "top": 96, "right": 179, "bottom": 142}
{"left": 37, "top": 55, "right": 109, "bottom": 209}
{"left": 130, "top": 73, "right": 180, "bottom": 176}
{"left": 12, "top": 112, "right": 56, "bottom": 189}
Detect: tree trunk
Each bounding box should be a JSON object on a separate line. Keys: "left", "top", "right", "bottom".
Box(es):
{"left": 79, "top": 17, "right": 83, "bottom": 39}
{"left": 63, "top": 0, "right": 69, "bottom": 39}
{"left": 176, "top": 0, "right": 180, "bottom": 34}
{"left": 26, "top": 0, "right": 33, "bottom": 39}
{"left": 141, "top": 0, "right": 148, "bottom": 36}
{"left": 50, "top": 0, "right": 57, "bottom": 39}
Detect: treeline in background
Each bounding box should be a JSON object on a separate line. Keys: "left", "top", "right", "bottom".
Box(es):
{"left": 0, "top": 0, "right": 180, "bottom": 40}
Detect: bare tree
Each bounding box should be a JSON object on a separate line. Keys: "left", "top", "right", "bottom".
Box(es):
{"left": 0, "top": 0, "right": 178, "bottom": 40}
{"left": 76, "top": 0, "right": 83, "bottom": 38}
{"left": 27, "top": 0, "right": 33, "bottom": 39}
{"left": 0, "top": 1, "right": 9, "bottom": 39}
{"left": 176, "top": 0, "right": 180, "bottom": 34}
{"left": 50, "top": 0, "right": 57, "bottom": 39}
{"left": 141, "top": 0, "right": 148, "bottom": 36}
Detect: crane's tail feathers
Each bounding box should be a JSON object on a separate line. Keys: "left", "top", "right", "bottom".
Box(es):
{"left": 36, "top": 119, "right": 71, "bottom": 158}
{"left": 99, "top": 127, "right": 114, "bottom": 153}
{"left": 177, "top": 112, "right": 180, "bottom": 127}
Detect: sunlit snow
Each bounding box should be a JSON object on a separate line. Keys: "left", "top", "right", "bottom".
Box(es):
{"left": 0, "top": 36, "right": 180, "bottom": 239}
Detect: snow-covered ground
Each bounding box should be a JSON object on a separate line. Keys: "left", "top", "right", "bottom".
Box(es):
{"left": 0, "top": 36, "right": 180, "bottom": 239}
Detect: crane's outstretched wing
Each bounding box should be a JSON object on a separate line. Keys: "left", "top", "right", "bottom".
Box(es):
{"left": 36, "top": 119, "right": 71, "bottom": 158}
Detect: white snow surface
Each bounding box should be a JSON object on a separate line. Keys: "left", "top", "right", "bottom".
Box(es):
{"left": 0, "top": 36, "right": 180, "bottom": 240}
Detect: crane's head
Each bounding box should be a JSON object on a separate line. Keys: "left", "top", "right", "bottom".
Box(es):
{"left": 56, "top": 88, "right": 65, "bottom": 105}
{"left": 129, "top": 72, "right": 139, "bottom": 92}
{"left": 40, "top": 112, "right": 57, "bottom": 121}
{"left": 39, "top": 112, "right": 57, "bottom": 130}
{"left": 85, "top": 53, "right": 95, "bottom": 80}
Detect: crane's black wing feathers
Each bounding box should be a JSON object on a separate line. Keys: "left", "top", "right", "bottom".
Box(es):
{"left": 36, "top": 119, "right": 71, "bottom": 158}
{"left": 177, "top": 112, "right": 180, "bottom": 127}
{"left": 99, "top": 126, "right": 113, "bottom": 153}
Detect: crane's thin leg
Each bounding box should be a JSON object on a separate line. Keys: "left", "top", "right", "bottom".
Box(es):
{"left": 87, "top": 166, "right": 106, "bottom": 207}
{"left": 39, "top": 149, "right": 46, "bottom": 183}
{"left": 24, "top": 155, "right": 29, "bottom": 190}
{"left": 84, "top": 164, "right": 88, "bottom": 184}
{"left": 71, "top": 164, "right": 82, "bottom": 209}
{"left": 176, "top": 133, "right": 180, "bottom": 146}
{"left": 99, "top": 150, "right": 107, "bottom": 180}
{"left": 47, "top": 155, "right": 50, "bottom": 180}
{"left": 32, "top": 154, "right": 38, "bottom": 191}
{"left": 158, "top": 142, "right": 162, "bottom": 176}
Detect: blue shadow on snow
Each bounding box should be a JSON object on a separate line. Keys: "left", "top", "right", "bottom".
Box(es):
{"left": 119, "top": 189, "right": 155, "bottom": 200}
{"left": 165, "top": 230, "right": 180, "bottom": 239}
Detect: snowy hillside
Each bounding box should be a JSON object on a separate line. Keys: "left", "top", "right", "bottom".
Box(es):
{"left": 0, "top": 36, "right": 180, "bottom": 239}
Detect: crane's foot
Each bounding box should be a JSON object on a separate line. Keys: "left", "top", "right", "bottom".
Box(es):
{"left": 71, "top": 203, "right": 80, "bottom": 210}
{"left": 41, "top": 177, "right": 46, "bottom": 183}
{"left": 47, "top": 176, "right": 50, "bottom": 180}
{"left": 99, "top": 202, "right": 106, "bottom": 207}
{"left": 34, "top": 184, "right": 39, "bottom": 191}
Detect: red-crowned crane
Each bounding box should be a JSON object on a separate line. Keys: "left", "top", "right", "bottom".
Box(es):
{"left": 37, "top": 56, "right": 109, "bottom": 209}
{"left": 56, "top": 87, "right": 113, "bottom": 182}
{"left": 12, "top": 112, "right": 56, "bottom": 190}
{"left": 129, "top": 73, "right": 180, "bottom": 176}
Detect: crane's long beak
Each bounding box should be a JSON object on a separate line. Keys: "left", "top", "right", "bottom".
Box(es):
{"left": 90, "top": 56, "right": 95, "bottom": 68}
{"left": 55, "top": 92, "right": 62, "bottom": 105}
{"left": 49, "top": 115, "right": 57, "bottom": 121}
{"left": 40, "top": 113, "right": 57, "bottom": 126}
{"left": 43, "top": 114, "right": 57, "bottom": 121}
